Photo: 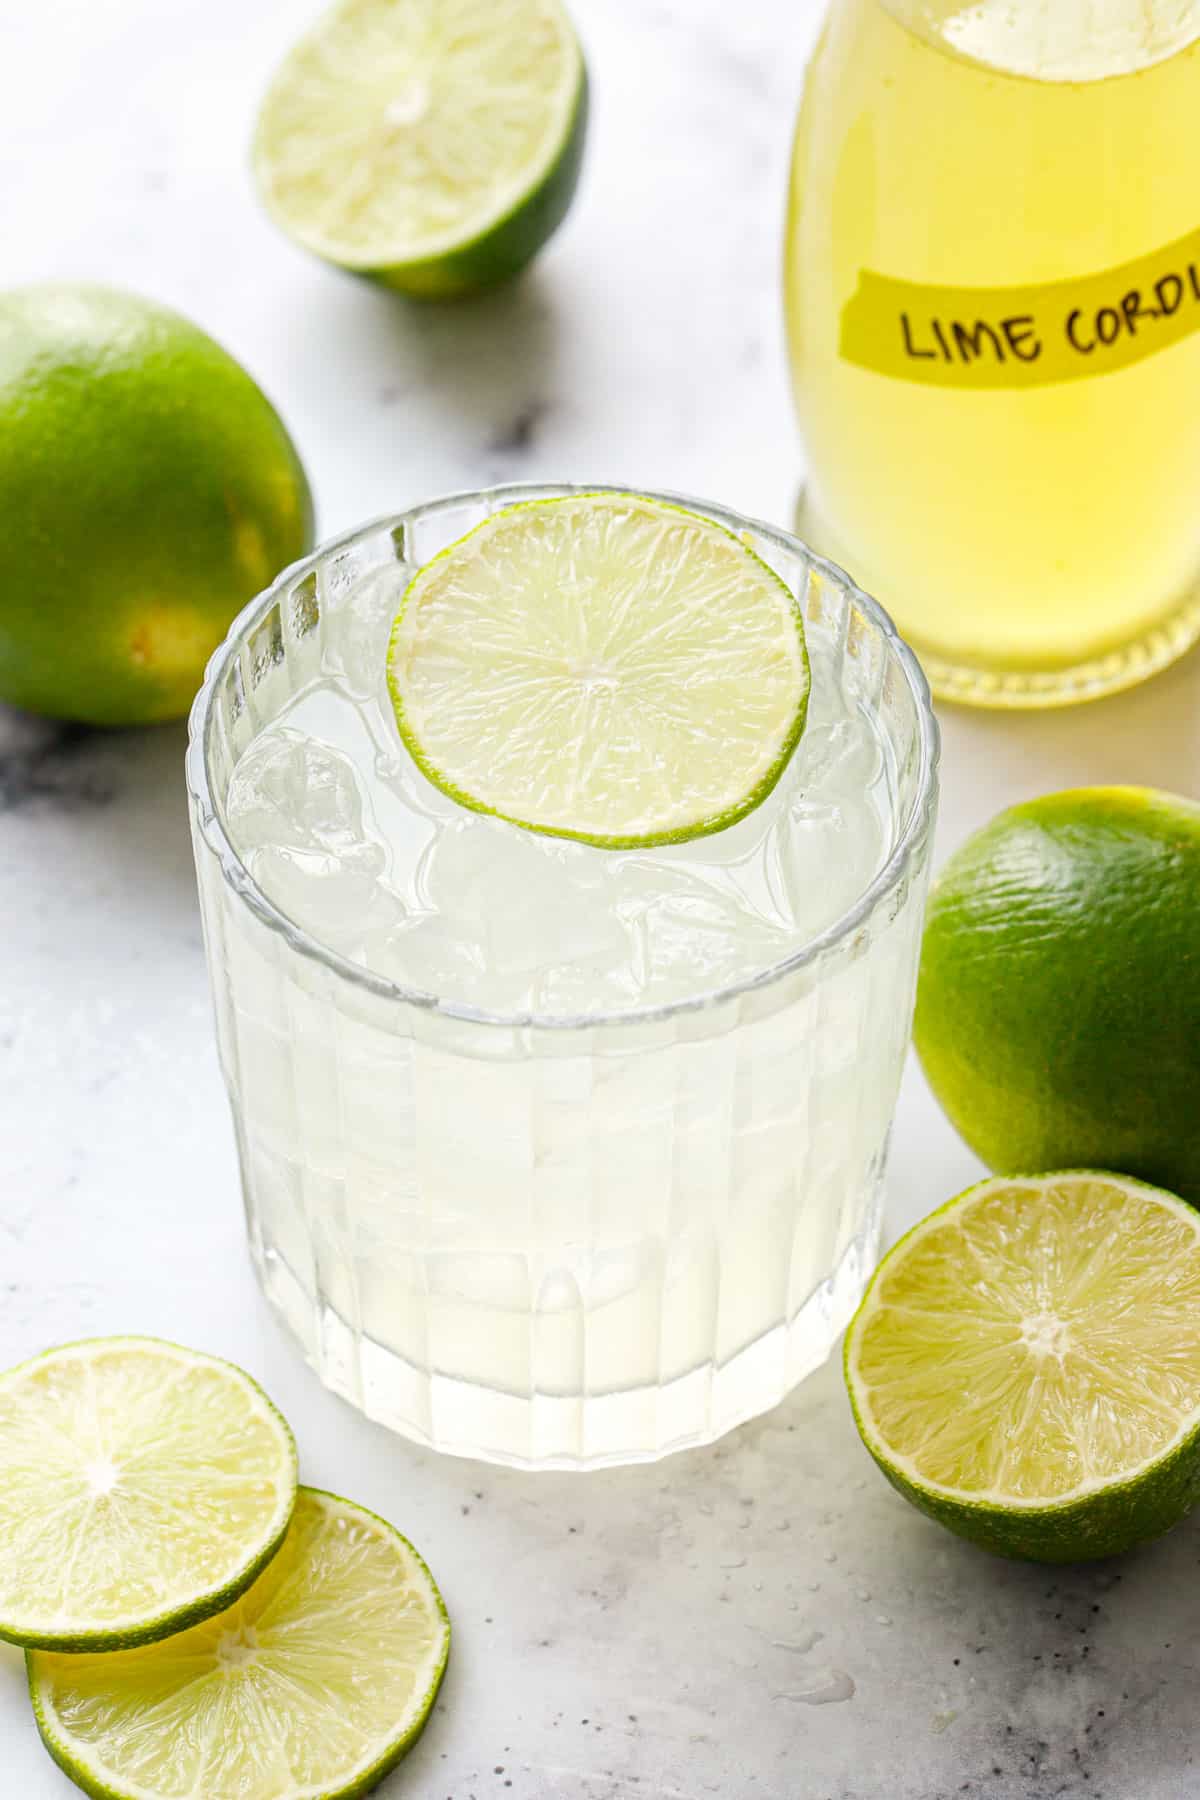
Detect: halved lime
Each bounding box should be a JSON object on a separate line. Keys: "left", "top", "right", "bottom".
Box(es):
{"left": 845, "top": 1173, "right": 1200, "bottom": 1563}
{"left": 388, "top": 494, "right": 811, "bottom": 847}
{"left": 29, "top": 1488, "right": 451, "bottom": 1800}
{"left": 253, "top": 0, "right": 588, "bottom": 298}
{"left": 0, "top": 1338, "right": 297, "bottom": 1651}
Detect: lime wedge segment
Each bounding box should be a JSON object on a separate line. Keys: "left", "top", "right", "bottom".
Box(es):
{"left": 28, "top": 1488, "right": 451, "bottom": 1800}
{"left": 0, "top": 1337, "right": 297, "bottom": 1651}
{"left": 845, "top": 1172, "right": 1200, "bottom": 1562}
{"left": 388, "top": 494, "right": 811, "bottom": 848}
{"left": 253, "top": 0, "right": 587, "bottom": 298}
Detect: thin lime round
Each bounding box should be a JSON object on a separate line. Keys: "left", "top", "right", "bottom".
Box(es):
{"left": 0, "top": 285, "right": 314, "bottom": 725}
{"left": 387, "top": 493, "right": 811, "bottom": 847}
{"left": 0, "top": 1337, "right": 297, "bottom": 1652}
{"left": 29, "top": 1487, "right": 451, "bottom": 1800}
{"left": 914, "top": 785, "right": 1200, "bottom": 1203}
{"left": 253, "top": 0, "right": 588, "bottom": 299}
{"left": 845, "top": 1172, "right": 1200, "bottom": 1563}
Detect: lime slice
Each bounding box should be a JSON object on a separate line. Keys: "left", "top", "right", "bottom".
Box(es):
{"left": 253, "top": 0, "right": 588, "bottom": 299}
{"left": 29, "top": 1488, "right": 451, "bottom": 1800}
{"left": 845, "top": 1172, "right": 1200, "bottom": 1563}
{"left": 0, "top": 1338, "right": 297, "bottom": 1651}
{"left": 388, "top": 494, "right": 811, "bottom": 847}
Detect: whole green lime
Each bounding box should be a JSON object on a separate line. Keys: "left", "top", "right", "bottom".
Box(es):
{"left": 915, "top": 786, "right": 1200, "bottom": 1203}
{"left": 0, "top": 285, "right": 314, "bottom": 725}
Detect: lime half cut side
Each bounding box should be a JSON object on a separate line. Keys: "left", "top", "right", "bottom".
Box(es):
{"left": 0, "top": 1338, "right": 297, "bottom": 1652}
{"left": 29, "top": 1488, "right": 451, "bottom": 1800}
{"left": 388, "top": 494, "right": 811, "bottom": 847}
{"left": 845, "top": 1173, "right": 1200, "bottom": 1563}
{"left": 253, "top": 0, "right": 587, "bottom": 298}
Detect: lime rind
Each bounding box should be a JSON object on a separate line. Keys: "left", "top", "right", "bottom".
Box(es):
{"left": 27, "top": 1488, "right": 451, "bottom": 1800}
{"left": 0, "top": 1336, "right": 298, "bottom": 1653}
{"left": 386, "top": 493, "right": 811, "bottom": 850}
{"left": 252, "top": 0, "right": 588, "bottom": 298}
{"left": 844, "top": 1172, "right": 1200, "bottom": 1562}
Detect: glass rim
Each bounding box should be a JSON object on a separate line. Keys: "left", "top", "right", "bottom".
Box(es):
{"left": 185, "top": 482, "right": 941, "bottom": 1034}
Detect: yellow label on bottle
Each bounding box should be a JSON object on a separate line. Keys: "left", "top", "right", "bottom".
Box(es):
{"left": 839, "top": 225, "right": 1200, "bottom": 388}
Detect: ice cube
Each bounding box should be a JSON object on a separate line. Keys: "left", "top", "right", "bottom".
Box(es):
{"left": 531, "top": 948, "right": 646, "bottom": 1016}
{"left": 632, "top": 884, "right": 792, "bottom": 998}
{"left": 357, "top": 815, "right": 649, "bottom": 1010}
{"left": 766, "top": 790, "right": 884, "bottom": 935}
{"left": 245, "top": 844, "right": 403, "bottom": 951}
{"left": 418, "top": 818, "right": 628, "bottom": 975}
{"left": 791, "top": 715, "right": 883, "bottom": 794}
{"left": 321, "top": 565, "right": 409, "bottom": 699}
{"left": 227, "top": 728, "right": 381, "bottom": 864}
{"left": 226, "top": 728, "right": 404, "bottom": 951}
{"left": 362, "top": 913, "right": 489, "bottom": 1000}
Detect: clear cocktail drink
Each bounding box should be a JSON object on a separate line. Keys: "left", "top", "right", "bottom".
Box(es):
{"left": 187, "top": 487, "right": 937, "bottom": 1467}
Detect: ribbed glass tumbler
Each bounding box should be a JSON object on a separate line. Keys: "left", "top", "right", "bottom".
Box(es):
{"left": 186, "top": 486, "right": 939, "bottom": 1469}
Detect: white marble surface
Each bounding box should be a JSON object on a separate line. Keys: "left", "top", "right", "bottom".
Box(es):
{"left": 4, "top": 1, "right": 1200, "bottom": 1795}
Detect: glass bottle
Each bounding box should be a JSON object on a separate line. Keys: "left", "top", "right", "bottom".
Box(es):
{"left": 785, "top": 0, "right": 1200, "bottom": 705}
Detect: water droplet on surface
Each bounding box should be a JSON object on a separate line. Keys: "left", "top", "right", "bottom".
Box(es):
{"left": 771, "top": 1630, "right": 823, "bottom": 1656}
{"left": 775, "top": 1669, "right": 856, "bottom": 1707}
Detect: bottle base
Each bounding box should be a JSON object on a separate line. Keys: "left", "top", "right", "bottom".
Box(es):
{"left": 793, "top": 484, "right": 1200, "bottom": 709}
{"left": 916, "top": 599, "right": 1200, "bottom": 709}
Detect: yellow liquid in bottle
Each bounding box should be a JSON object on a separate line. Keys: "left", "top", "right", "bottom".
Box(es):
{"left": 785, "top": 0, "right": 1200, "bottom": 704}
